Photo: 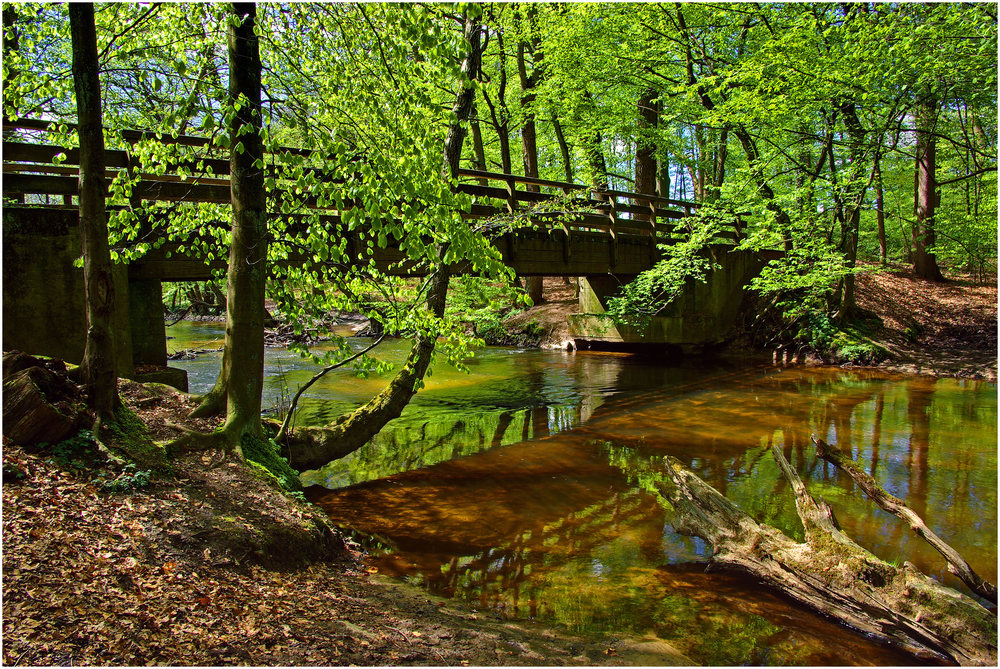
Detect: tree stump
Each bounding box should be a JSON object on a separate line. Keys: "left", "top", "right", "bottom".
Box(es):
{"left": 3, "top": 365, "right": 85, "bottom": 447}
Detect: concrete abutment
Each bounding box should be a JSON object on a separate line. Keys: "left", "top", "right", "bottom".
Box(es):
{"left": 3, "top": 207, "right": 187, "bottom": 391}
{"left": 568, "top": 247, "right": 767, "bottom": 350}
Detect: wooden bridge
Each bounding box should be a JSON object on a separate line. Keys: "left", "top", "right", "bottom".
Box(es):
{"left": 2, "top": 119, "right": 740, "bottom": 280}
{"left": 3, "top": 119, "right": 765, "bottom": 378}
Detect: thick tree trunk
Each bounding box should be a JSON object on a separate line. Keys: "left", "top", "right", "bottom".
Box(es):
{"left": 913, "top": 89, "right": 945, "bottom": 281}
{"left": 662, "top": 446, "right": 996, "bottom": 665}
{"left": 281, "top": 13, "right": 482, "bottom": 471}
{"left": 70, "top": 4, "right": 118, "bottom": 418}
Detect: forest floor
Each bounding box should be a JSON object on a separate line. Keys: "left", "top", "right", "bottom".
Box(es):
{"left": 853, "top": 263, "right": 997, "bottom": 381}
{"left": 1, "top": 379, "right": 675, "bottom": 667}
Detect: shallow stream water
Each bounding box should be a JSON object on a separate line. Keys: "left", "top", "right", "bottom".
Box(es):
{"left": 167, "top": 322, "right": 997, "bottom": 665}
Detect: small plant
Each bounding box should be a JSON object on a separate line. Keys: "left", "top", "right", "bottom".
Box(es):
{"left": 271, "top": 361, "right": 292, "bottom": 420}
{"left": 49, "top": 429, "right": 99, "bottom": 470}
{"left": 98, "top": 464, "right": 152, "bottom": 493}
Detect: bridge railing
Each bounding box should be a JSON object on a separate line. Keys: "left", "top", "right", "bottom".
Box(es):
{"left": 2, "top": 119, "right": 739, "bottom": 244}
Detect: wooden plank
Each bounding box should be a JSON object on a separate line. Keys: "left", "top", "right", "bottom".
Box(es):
{"left": 3, "top": 173, "right": 78, "bottom": 195}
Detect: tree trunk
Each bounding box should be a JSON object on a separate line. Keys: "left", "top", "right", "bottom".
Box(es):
{"left": 913, "top": 89, "right": 945, "bottom": 281}
{"left": 282, "top": 12, "right": 483, "bottom": 471}
{"left": 70, "top": 3, "right": 118, "bottom": 418}
{"left": 481, "top": 30, "right": 512, "bottom": 175}
{"left": 552, "top": 115, "right": 573, "bottom": 183}
{"left": 663, "top": 446, "right": 997, "bottom": 665}
{"left": 190, "top": 4, "right": 267, "bottom": 443}
{"left": 875, "top": 156, "right": 887, "bottom": 265}
{"left": 516, "top": 20, "right": 544, "bottom": 305}
{"left": 836, "top": 101, "right": 867, "bottom": 320}
{"left": 657, "top": 156, "right": 670, "bottom": 199}
{"left": 635, "top": 88, "right": 658, "bottom": 223}
{"left": 470, "top": 100, "right": 488, "bottom": 185}
{"left": 281, "top": 274, "right": 449, "bottom": 471}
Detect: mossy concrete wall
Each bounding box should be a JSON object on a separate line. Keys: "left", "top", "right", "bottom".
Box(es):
{"left": 3, "top": 207, "right": 179, "bottom": 386}
{"left": 568, "top": 246, "right": 766, "bottom": 349}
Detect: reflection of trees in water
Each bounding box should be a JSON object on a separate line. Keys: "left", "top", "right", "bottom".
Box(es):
{"left": 314, "top": 404, "right": 583, "bottom": 486}
{"left": 906, "top": 377, "right": 934, "bottom": 519}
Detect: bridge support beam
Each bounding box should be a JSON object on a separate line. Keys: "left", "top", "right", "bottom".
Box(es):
{"left": 3, "top": 207, "right": 186, "bottom": 391}
{"left": 568, "top": 247, "right": 767, "bottom": 351}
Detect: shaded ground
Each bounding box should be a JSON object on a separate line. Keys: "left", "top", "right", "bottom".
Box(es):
{"left": 854, "top": 264, "right": 997, "bottom": 381}
{"left": 503, "top": 277, "right": 581, "bottom": 349}
{"left": 1, "top": 380, "right": 655, "bottom": 667}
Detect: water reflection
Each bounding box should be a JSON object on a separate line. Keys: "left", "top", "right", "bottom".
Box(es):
{"left": 309, "top": 366, "right": 994, "bottom": 666}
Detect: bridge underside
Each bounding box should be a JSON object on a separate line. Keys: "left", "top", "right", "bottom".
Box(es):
{"left": 4, "top": 206, "right": 770, "bottom": 381}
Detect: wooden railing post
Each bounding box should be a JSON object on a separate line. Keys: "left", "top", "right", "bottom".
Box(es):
{"left": 505, "top": 175, "right": 517, "bottom": 214}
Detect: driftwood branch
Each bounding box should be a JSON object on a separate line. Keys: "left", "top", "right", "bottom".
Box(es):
{"left": 814, "top": 436, "right": 997, "bottom": 604}
{"left": 661, "top": 446, "right": 997, "bottom": 665}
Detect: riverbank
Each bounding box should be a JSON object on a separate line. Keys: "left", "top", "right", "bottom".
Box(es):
{"left": 1, "top": 377, "right": 674, "bottom": 666}
{"left": 854, "top": 264, "right": 997, "bottom": 381}
{"left": 503, "top": 267, "right": 997, "bottom": 379}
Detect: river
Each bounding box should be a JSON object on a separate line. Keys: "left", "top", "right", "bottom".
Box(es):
{"left": 167, "top": 321, "right": 997, "bottom": 665}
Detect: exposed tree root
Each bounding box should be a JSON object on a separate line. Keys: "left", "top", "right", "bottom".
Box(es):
{"left": 661, "top": 445, "right": 997, "bottom": 665}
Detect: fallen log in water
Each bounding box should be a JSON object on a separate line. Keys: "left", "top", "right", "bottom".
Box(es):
{"left": 813, "top": 437, "right": 997, "bottom": 605}
{"left": 661, "top": 445, "right": 997, "bottom": 665}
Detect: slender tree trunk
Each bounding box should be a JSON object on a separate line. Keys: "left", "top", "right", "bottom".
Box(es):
{"left": 481, "top": 30, "right": 512, "bottom": 175}
{"left": 837, "top": 101, "right": 867, "bottom": 319}
{"left": 552, "top": 115, "right": 573, "bottom": 183}
{"left": 470, "top": 100, "right": 488, "bottom": 185}
{"left": 70, "top": 4, "right": 118, "bottom": 418}
{"left": 515, "top": 22, "right": 544, "bottom": 304}
{"left": 517, "top": 42, "right": 539, "bottom": 191}
{"left": 190, "top": 4, "right": 267, "bottom": 442}
{"left": 913, "top": 89, "right": 945, "bottom": 281}
{"left": 875, "top": 156, "right": 887, "bottom": 265}
{"left": 711, "top": 128, "right": 728, "bottom": 196}
{"left": 657, "top": 156, "right": 670, "bottom": 199}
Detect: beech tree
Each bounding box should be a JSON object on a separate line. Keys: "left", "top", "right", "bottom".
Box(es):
{"left": 210, "top": 2, "right": 268, "bottom": 450}
{"left": 69, "top": 3, "right": 117, "bottom": 419}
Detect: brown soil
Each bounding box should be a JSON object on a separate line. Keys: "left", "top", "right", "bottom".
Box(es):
{"left": 503, "top": 277, "right": 581, "bottom": 348}
{"left": 854, "top": 264, "right": 997, "bottom": 381}
{"left": 1, "top": 379, "right": 649, "bottom": 667}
